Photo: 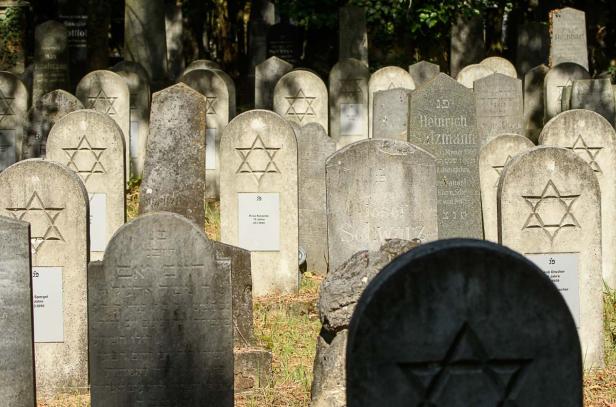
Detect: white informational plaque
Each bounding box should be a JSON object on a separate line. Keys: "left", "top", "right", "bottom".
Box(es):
{"left": 32, "top": 266, "right": 64, "bottom": 342}
{"left": 340, "top": 104, "right": 365, "bottom": 136}
{"left": 89, "top": 193, "right": 107, "bottom": 253}
{"left": 206, "top": 128, "right": 217, "bottom": 170}
{"left": 238, "top": 192, "right": 280, "bottom": 251}
{"left": 527, "top": 253, "right": 580, "bottom": 327}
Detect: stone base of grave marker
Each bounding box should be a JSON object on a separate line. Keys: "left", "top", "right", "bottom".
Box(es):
{"left": 234, "top": 348, "right": 274, "bottom": 392}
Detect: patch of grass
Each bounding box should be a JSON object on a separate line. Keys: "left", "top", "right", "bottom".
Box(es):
{"left": 126, "top": 177, "right": 141, "bottom": 220}
{"left": 205, "top": 201, "right": 221, "bottom": 240}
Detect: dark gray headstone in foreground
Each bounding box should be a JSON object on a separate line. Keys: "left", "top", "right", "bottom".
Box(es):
{"left": 0, "top": 216, "right": 35, "bottom": 406}
{"left": 347, "top": 239, "right": 582, "bottom": 407}
{"left": 372, "top": 88, "right": 410, "bottom": 141}
{"left": 89, "top": 212, "right": 233, "bottom": 406}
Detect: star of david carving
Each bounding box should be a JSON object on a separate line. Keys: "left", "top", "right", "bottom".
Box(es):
{"left": 285, "top": 89, "right": 317, "bottom": 122}
{"left": 387, "top": 81, "right": 397, "bottom": 90}
{"left": 492, "top": 155, "right": 513, "bottom": 187}
{"left": 398, "top": 323, "right": 531, "bottom": 406}
{"left": 0, "top": 89, "right": 15, "bottom": 127}
{"left": 6, "top": 191, "right": 65, "bottom": 254}
{"left": 205, "top": 96, "right": 218, "bottom": 115}
{"left": 235, "top": 135, "right": 281, "bottom": 184}
{"left": 522, "top": 179, "right": 580, "bottom": 243}
{"left": 62, "top": 135, "right": 107, "bottom": 183}
{"left": 567, "top": 135, "right": 602, "bottom": 173}
{"left": 87, "top": 89, "right": 118, "bottom": 115}
{"left": 340, "top": 79, "right": 363, "bottom": 97}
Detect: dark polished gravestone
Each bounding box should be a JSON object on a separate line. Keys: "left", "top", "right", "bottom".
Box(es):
{"left": 88, "top": 212, "right": 233, "bottom": 407}
{"left": 346, "top": 239, "right": 582, "bottom": 407}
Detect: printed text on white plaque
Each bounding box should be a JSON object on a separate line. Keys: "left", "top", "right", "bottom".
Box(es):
{"left": 238, "top": 192, "right": 280, "bottom": 251}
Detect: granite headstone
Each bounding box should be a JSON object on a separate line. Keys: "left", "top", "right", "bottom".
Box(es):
{"left": 474, "top": 73, "right": 523, "bottom": 144}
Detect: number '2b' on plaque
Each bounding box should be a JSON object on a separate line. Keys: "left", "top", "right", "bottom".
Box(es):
{"left": 238, "top": 192, "right": 280, "bottom": 251}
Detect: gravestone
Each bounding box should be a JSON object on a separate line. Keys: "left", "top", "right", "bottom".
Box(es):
{"left": 139, "top": 83, "right": 206, "bottom": 227}
{"left": 479, "top": 134, "right": 533, "bottom": 242}
{"left": 76, "top": 70, "right": 131, "bottom": 178}
{"left": 523, "top": 64, "right": 548, "bottom": 143}
{"left": 267, "top": 19, "right": 303, "bottom": 66}
{"left": 165, "top": 0, "right": 184, "bottom": 80}
{"left": 255, "top": 56, "right": 293, "bottom": 110}
{"left": 273, "top": 70, "right": 328, "bottom": 132}
{"left": 210, "top": 68, "right": 237, "bottom": 120}
{"left": 408, "top": 73, "right": 483, "bottom": 239}
{"left": 570, "top": 79, "right": 615, "bottom": 126}
{"left": 297, "top": 123, "right": 336, "bottom": 275}
{"left": 474, "top": 73, "right": 523, "bottom": 144}
{"left": 455, "top": 64, "right": 493, "bottom": 88}
{"left": 329, "top": 58, "right": 369, "bottom": 148}
{"left": 46, "top": 110, "right": 125, "bottom": 261}
{"left": 248, "top": 0, "right": 275, "bottom": 80}
{"left": 543, "top": 62, "right": 590, "bottom": 123}
{"left": 339, "top": 6, "right": 368, "bottom": 65}
{"left": 480, "top": 56, "right": 517, "bottom": 78}
{"left": 516, "top": 22, "right": 549, "bottom": 76}
{"left": 32, "top": 21, "right": 70, "bottom": 103}
{"left": 23, "top": 90, "right": 83, "bottom": 159}
{"left": 111, "top": 61, "right": 151, "bottom": 177}
{"left": 372, "top": 88, "right": 410, "bottom": 141}
{"left": 88, "top": 212, "right": 233, "bottom": 406}
{"left": 326, "top": 139, "right": 438, "bottom": 272}
{"left": 498, "top": 146, "right": 603, "bottom": 369}
{"left": 549, "top": 8, "right": 588, "bottom": 70}
{"left": 181, "top": 69, "right": 230, "bottom": 199}
{"left": 450, "top": 14, "right": 485, "bottom": 78}
{"left": 408, "top": 61, "right": 440, "bottom": 88}
{"left": 539, "top": 110, "right": 616, "bottom": 290}
{"left": 57, "top": 0, "right": 88, "bottom": 88}
{"left": 0, "top": 159, "right": 89, "bottom": 396}
{"left": 0, "top": 71, "right": 27, "bottom": 169}
{"left": 220, "top": 110, "right": 298, "bottom": 295}
{"left": 0, "top": 216, "right": 35, "bottom": 406}
{"left": 124, "top": 0, "right": 168, "bottom": 84}
{"left": 183, "top": 59, "right": 221, "bottom": 76}
{"left": 346, "top": 239, "right": 583, "bottom": 406}
{"left": 368, "top": 67, "right": 415, "bottom": 137}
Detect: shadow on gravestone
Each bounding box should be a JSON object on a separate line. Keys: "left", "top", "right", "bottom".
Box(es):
{"left": 347, "top": 239, "right": 582, "bottom": 406}
{"left": 255, "top": 56, "right": 293, "bottom": 110}
{"left": 408, "top": 61, "right": 440, "bottom": 89}
{"left": 570, "top": 79, "right": 616, "bottom": 126}
{"left": 523, "top": 64, "right": 548, "bottom": 143}
{"left": 543, "top": 62, "right": 590, "bottom": 124}
{"left": 0, "top": 71, "right": 28, "bottom": 169}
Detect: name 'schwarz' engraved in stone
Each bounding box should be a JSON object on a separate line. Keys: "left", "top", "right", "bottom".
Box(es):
{"left": 340, "top": 79, "right": 364, "bottom": 97}
{"left": 285, "top": 89, "right": 317, "bottom": 122}
{"left": 205, "top": 96, "right": 218, "bottom": 115}
{"left": 397, "top": 323, "right": 532, "bottom": 406}
{"left": 87, "top": 89, "right": 118, "bottom": 115}
{"left": 62, "top": 135, "right": 107, "bottom": 183}
{"left": 6, "top": 191, "right": 65, "bottom": 253}
{"left": 235, "top": 134, "right": 281, "bottom": 184}
{"left": 491, "top": 155, "right": 513, "bottom": 187}
{"left": 522, "top": 179, "right": 580, "bottom": 243}
{"left": 567, "top": 135, "right": 602, "bottom": 173}
{"left": 0, "top": 89, "right": 15, "bottom": 127}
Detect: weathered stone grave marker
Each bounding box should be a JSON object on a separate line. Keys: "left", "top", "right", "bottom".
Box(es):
{"left": 255, "top": 56, "right": 293, "bottom": 110}
{"left": 368, "top": 67, "right": 415, "bottom": 137}
{"left": 0, "top": 71, "right": 27, "bottom": 169}
{"left": 408, "top": 61, "right": 440, "bottom": 88}
{"left": 32, "top": 21, "right": 70, "bottom": 103}
{"left": 183, "top": 59, "right": 221, "bottom": 75}
{"left": 549, "top": 7, "right": 588, "bottom": 70}
{"left": 372, "top": 88, "right": 410, "bottom": 141}
{"left": 456, "top": 63, "right": 493, "bottom": 88}
{"left": 267, "top": 18, "right": 303, "bottom": 66}
{"left": 570, "top": 79, "right": 615, "bottom": 126}
{"left": 274, "top": 70, "right": 328, "bottom": 132}
{"left": 474, "top": 73, "right": 523, "bottom": 144}
{"left": 480, "top": 56, "right": 517, "bottom": 78}
{"left": 523, "top": 64, "right": 548, "bottom": 142}
{"left": 543, "top": 62, "right": 589, "bottom": 123}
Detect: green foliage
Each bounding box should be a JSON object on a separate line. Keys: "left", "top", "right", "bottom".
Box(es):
{"left": 0, "top": 6, "right": 25, "bottom": 70}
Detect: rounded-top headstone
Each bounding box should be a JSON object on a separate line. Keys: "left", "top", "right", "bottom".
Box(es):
{"left": 368, "top": 66, "right": 415, "bottom": 138}
{"left": 456, "top": 63, "right": 494, "bottom": 88}
{"left": 183, "top": 59, "right": 222, "bottom": 76}
{"left": 347, "top": 239, "right": 582, "bottom": 407}
{"left": 480, "top": 56, "right": 517, "bottom": 78}
{"left": 543, "top": 62, "right": 590, "bottom": 123}
{"left": 273, "top": 69, "right": 328, "bottom": 131}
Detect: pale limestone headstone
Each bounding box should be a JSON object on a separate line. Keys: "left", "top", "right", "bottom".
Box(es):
{"left": 0, "top": 71, "right": 27, "bottom": 168}
{"left": 0, "top": 159, "right": 89, "bottom": 396}
{"left": 372, "top": 88, "right": 410, "bottom": 141}
{"left": 0, "top": 216, "right": 35, "bottom": 406}
{"left": 326, "top": 139, "right": 438, "bottom": 272}
{"left": 76, "top": 70, "right": 131, "bottom": 178}
{"left": 89, "top": 212, "right": 233, "bottom": 406}
{"left": 329, "top": 58, "right": 369, "bottom": 149}
{"left": 210, "top": 68, "right": 237, "bottom": 121}
{"left": 274, "top": 70, "right": 328, "bottom": 132}
{"left": 570, "top": 79, "right": 615, "bottom": 126}
{"left": 408, "top": 61, "right": 440, "bottom": 88}
{"left": 498, "top": 146, "right": 603, "bottom": 369}
{"left": 139, "top": 83, "right": 206, "bottom": 227}
{"left": 543, "top": 62, "right": 589, "bottom": 123}
{"left": 220, "top": 110, "right": 298, "bottom": 295}
{"left": 549, "top": 7, "right": 588, "bottom": 70}
{"left": 111, "top": 61, "right": 151, "bottom": 177}
{"left": 23, "top": 90, "right": 83, "bottom": 160}
{"left": 255, "top": 56, "right": 293, "bottom": 110}
{"left": 539, "top": 109, "right": 616, "bottom": 290}
{"left": 339, "top": 6, "right": 368, "bottom": 65}
{"left": 46, "top": 110, "right": 125, "bottom": 261}
{"left": 479, "top": 134, "right": 534, "bottom": 242}
{"left": 368, "top": 67, "right": 415, "bottom": 138}
{"left": 297, "top": 123, "right": 336, "bottom": 275}
{"left": 183, "top": 59, "right": 221, "bottom": 76}
{"left": 480, "top": 56, "right": 517, "bottom": 78}
{"left": 455, "top": 63, "right": 493, "bottom": 88}
{"left": 523, "top": 64, "right": 549, "bottom": 143}
{"left": 180, "top": 69, "right": 229, "bottom": 199}
{"left": 408, "top": 73, "right": 483, "bottom": 239}
{"left": 474, "top": 73, "right": 523, "bottom": 144}
{"left": 450, "top": 14, "right": 485, "bottom": 78}
{"left": 32, "top": 21, "right": 70, "bottom": 103}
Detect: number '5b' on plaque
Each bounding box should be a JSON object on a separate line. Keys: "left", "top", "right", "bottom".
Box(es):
{"left": 238, "top": 192, "right": 280, "bottom": 251}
